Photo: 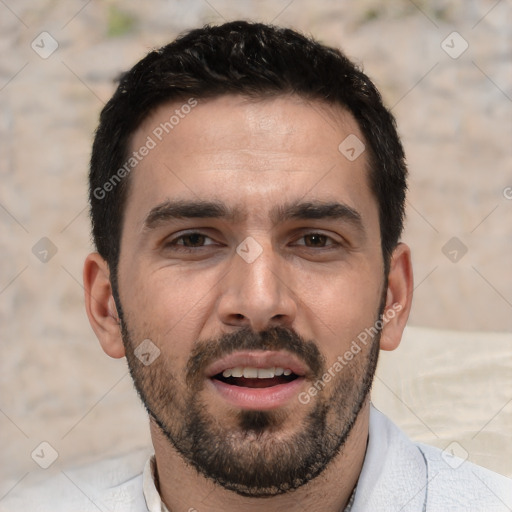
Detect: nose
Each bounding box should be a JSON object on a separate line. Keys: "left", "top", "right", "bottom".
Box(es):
{"left": 217, "top": 241, "right": 298, "bottom": 332}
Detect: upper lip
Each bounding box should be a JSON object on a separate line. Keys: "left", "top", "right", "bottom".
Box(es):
{"left": 205, "top": 350, "right": 309, "bottom": 378}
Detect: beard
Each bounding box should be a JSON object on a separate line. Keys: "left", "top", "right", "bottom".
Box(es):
{"left": 119, "top": 306, "right": 382, "bottom": 497}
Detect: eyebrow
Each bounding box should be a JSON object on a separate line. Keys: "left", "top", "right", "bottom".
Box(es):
{"left": 271, "top": 200, "right": 363, "bottom": 229}
{"left": 142, "top": 199, "right": 364, "bottom": 233}
{"left": 143, "top": 200, "right": 242, "bottom": 230}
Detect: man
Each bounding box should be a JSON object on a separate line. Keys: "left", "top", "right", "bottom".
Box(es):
{"left": 5, "top": 20, "right": 511, "bottom": 512}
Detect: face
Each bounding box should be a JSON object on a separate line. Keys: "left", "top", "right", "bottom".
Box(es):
{"left": 116, "top": 95, "right": 386, "bottom": 496}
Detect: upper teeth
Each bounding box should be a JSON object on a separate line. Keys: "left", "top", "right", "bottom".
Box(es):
{"left": 222, "top": 367, "right": 293, "bottom": 379}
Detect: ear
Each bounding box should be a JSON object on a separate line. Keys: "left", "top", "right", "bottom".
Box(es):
{"left": 379, "top": 243, "right": 413, "bottom": 351}
{"left": 83, "top": 252, "right": 125, "bottom": 358}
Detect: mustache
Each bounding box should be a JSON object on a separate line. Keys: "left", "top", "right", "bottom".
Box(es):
{"left": 186, "top": 325, "right": 326, "bottom": 388}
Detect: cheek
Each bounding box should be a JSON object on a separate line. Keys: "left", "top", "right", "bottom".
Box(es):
{"left": 296, "top": 264, "right": 383, "bottom": 360}
{"left": 120, "top": 265, "right": 218, "bottom": 359}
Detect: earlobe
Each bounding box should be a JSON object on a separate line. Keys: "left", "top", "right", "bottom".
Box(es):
{"left": 83, "top": 253, "right": 125, "bottom": 359}
{"left": 379, "top": 243, "right": 414, "bottom": 352}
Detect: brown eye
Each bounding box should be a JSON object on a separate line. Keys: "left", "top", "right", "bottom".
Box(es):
{"left": 178, "top": 233, "right": 208, "bottom": 247}
{"left": 166, "top": 232, "right": 215, "bottom": 250}
{"left": 302, "top": 234, "right": 331, "bottom": 247}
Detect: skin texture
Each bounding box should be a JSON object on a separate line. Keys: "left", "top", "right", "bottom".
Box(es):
{"left": 84, "top": 94, "right": 413, "bottom": 512}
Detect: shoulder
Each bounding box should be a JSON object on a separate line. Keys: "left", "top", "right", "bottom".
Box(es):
{"left": 0, "top": 449, "right": 151, "bottom": 512}
{"left": 353, "top": 407, "right": 512, "bottom": 512}
{"left": 417, "top": 442, "right": 512, "bottom": 512}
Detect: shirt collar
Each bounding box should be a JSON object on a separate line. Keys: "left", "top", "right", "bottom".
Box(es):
{"left": 143, "top": 456, "right": 170, "bottom": 512}
{"left": 350, "top": 404, "right": 427, "bottom": 512}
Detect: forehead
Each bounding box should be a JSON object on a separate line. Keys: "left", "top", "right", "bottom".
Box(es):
{"left": 122, "top": 94, "right": 378, "bottom": 235}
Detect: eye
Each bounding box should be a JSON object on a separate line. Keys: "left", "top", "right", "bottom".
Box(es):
{"left": 294, "top": 233, "right": 338, "bottom": 248}
{"left": 165, "top": 232, "right": 216, "bottom": 249}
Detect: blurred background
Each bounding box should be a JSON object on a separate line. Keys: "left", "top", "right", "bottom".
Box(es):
{"left": 1, "top": 0, "right": 511, "bottom": 500}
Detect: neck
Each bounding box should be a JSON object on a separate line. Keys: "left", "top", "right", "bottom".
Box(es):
{"left": 151, "top": 401, "right": 370, "bottom": 512}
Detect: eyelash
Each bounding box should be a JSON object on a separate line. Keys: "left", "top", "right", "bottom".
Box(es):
{"left": 164, "top": 231, "right": 341, "bottom": 252}
{"left": 165, "top": 232, "right": 216, "bottom": 250}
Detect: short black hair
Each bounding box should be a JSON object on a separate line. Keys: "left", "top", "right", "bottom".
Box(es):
{"left": 89, "top": 20, "right": 407, "bottom": 294}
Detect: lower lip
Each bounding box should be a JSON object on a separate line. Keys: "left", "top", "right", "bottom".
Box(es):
{"left": 209, "top": 377, "right": 305, "bottom": 410}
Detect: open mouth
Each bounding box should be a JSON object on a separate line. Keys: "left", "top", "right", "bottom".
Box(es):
{"left": 212, "top": 367, "right": 300, "bottom": 389}
{"left": 206, "top": 353, "right": 308, "bottom": 410}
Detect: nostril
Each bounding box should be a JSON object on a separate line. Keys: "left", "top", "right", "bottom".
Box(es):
{"left": 270, "top": 314, "right": 289, "bottom": 325}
